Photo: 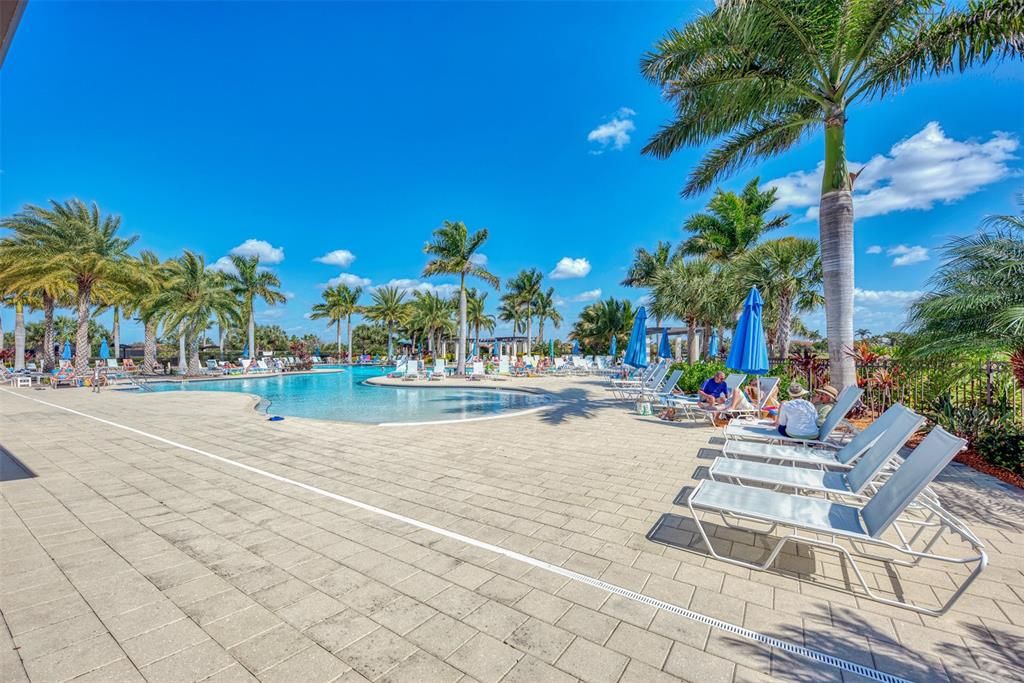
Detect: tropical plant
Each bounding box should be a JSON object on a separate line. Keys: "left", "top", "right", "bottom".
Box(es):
{"left": 679, "top": 178, "right": 788, "bottom": 260}
{"left": 641, "top": 0, "right": 1022, "bottom": 390}
{"left": 466, "top": 289, "right": 496, "bottom": 351}
{"left": 152, "top": 251, "right": 240, "bottom": 375}
{"left": 222, "top": 254, "right": 286, "bottom": 358}
{"left": 651, "top": 257, "right": 720, "bottom": 363}
{"left": 734, "top": 237, "right": 824, "bottom": 357}
{"left": 364, "top": 286, "right": 408, "bottom": 359}
{"left": 621, "top": 241, "right": 674, "bottom": 327}
{"left": 131, "top": 250, "right": 174, "bottom": 374}
{"left": 310, "top": 284, "right": 363, "bottom": 358}
{"left": 422, "top": 220, "right": 499, "bottom": 374}
{"left": 350, "top": 323, "right": 389, "bottom": 358}
{"left": 408, "top": 291, "right": 455, "bottom": 354}
{"left": 497, "top": 297, "right": 527, "bottom": 346}
{"left": 905, "top": 207, "right": 1024, "bottom": 387}
{"left": 0, "top": 199, "right": 138, "bottom": 373}
{"left": 533, "top": 287, "right": 562, "bottom": 344}
{"left": 571, "top": 298, "right": 635, "bottom": 353}
{"left": 505, "top": 268, "right": 544, "bottom": 350}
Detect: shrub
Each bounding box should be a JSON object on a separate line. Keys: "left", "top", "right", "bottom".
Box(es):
{"left": 974, "top": 427, "right": 1024, "bottom": 475}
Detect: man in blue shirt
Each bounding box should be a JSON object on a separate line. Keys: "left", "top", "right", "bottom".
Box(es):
{"left": 699, "top": 371, "right": 729, "bottom": 408}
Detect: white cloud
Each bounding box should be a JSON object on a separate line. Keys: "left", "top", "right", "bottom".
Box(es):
{"left": 229, "top": 239, "right": 285, "bottom": 264}
{"left": 764, "top": 122, "right": 1019, "bottom": 221}
{"left": 887, "top": 244, "right": 929, "bottom": 266}
{"left": 373, "top": 278, "right": 459, "bottom": 298}
{"left": 572, "top": 289, "right": 602, "bottom": 303}
{"left": 314, "top": 249, "right": 356, "bottom": 267}
{"left": 587, "top": 107, "right": 636, "bottom": 153}
{"left": 208, "top": 256, "right": 237, "bottom": 274}
{"left": 325, "top": 273, "right": 372, "bottom": 288}
{"left": 257, "top": 308, "right": 284, "bottom": 320}
{"left": 854, "top": 288, "right": 924, "bottom": 305}
{"left": 283, "top": 291, "right": 295, "bottom": 300}
{"left": 550, "top": 257, "right": 591, "bottom": 279}
{"left": 469, "top": 253, "right": 488, "bottom": 267}
{"left": 866, "top": 245, "right": 883, "bottom": 254}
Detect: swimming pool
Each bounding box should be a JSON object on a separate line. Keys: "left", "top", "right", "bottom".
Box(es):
{"left": 145, "top": 366, "right": 548, "bottom": 424}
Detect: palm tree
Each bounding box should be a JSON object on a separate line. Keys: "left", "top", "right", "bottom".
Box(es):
{"left": 506, "top": 269, "right": 544, "bottom": 350}
{"left": 310, "top": 284, "right": 363, "bottom": 359}
{"left": 641, "top": 0, "right": 1021, "bottom": 390}
{"left": 651, "top": 258, "right": 719, "bottom": 363}
{"left": 621, "top": 241, "right": 673, "bottom": 329}
{"left": 133, "top": 250, "right": 172, "bottom": 375}
{"left": 734, "top": 237, "right": 824, "bottom": 357}
{"left": 466, "top": 289, "right": 496, "bottom": 354}
{"left": 533, "top": 287, "right": 562, "bottom": 348}
{"left": 153, "top": 252, "right": 240, "bottom": 375}
{"left": 0, "top": 200, "right": 137, "bottom": 374}
{"left": 365, "top": 286, "right": 407, "bottom": 360}
{"left": 856, "top": 328, "right": 872, "bottom": 339}
{"left": 223, "top": 254, "right": 286, "bottom": 358}
{"left": 571, "top": 298, "right": 635, "bottom": 353}
{"left": 409, "top": 291, "right": 455, "bottom": 355}
{"left": 497, "top": 298, "right": 527, "bottom": 351}
{"left": 422, "top": 220, "right": 499, "bottom": 374}
{"left": 680, "top": 178, "right": 788, "bottom": 260}
{"left": 906, "top": 207, "right": 1024, "bottom": 386}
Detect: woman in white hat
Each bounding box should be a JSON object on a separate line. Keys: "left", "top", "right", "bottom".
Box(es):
{"left": 775, "top": 382, "right": 819, "bottom": 439}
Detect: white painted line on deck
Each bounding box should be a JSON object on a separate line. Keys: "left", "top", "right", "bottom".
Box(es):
{"left": 0, "top": 388, "right": 907, "bottom": 683}
{"left": 378, "top": 404, "right": 550, "bottom": 427}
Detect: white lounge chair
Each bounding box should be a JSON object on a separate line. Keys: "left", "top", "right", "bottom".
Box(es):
{"left": 704, "top": 376, "right": 776, "bottom": 420}
{"left": 401, "top": 359, "right": 422, "bottom": 381}
{"left": 685, "top": 426, "right": 982, "bottom": 615}
{"left": 428, "top": 359, "right": 446, "bottom": 381}
{"left": 616, "top": 363, "right": 670, "bottom": 400}
{"left": 641, "top": 369, "right": 683, "bottom": 404}
{"left": 709, "top": 405, "right": 925, "bottom": 498}
{"left": 724, "top": 386, "right": 864, "bottom": 446}
{"left": 468, "top": 361, "right": 486, "bottom": 381}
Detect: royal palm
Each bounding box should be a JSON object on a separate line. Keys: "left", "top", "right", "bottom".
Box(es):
{"left": 365, "top": 286, "right": 407, "bottom": 360}
{"left": 310, "top": 284, "right": 363, "bottom": 359}
{"left": 642, "top": 0, "right": 1021, "bottom": 389}
{"left": 224, "top": 254, "right": 286, "bottom": 358}
{"left": 422, "top": 220, "right": 499, "bottom": 374}
{"left": 679, "top": 178, "right": 787, "bottom": 260}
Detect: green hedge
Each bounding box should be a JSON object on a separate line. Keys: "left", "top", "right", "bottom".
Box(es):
{"left": 669, "top": 360, "right": 727, "bottom": 393}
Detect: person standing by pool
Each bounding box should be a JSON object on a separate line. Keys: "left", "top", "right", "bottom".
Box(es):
{"left": 698, "top": 371, "right": 729, "bottom": 408}
{"left": 775, "top": 383, "right": 819, "bottom": 438}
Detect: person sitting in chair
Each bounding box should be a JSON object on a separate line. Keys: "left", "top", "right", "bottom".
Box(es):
{"left": 774, "top": 383, "right": 819, "bottom": 439}
{"left": 698, "top": 371, "right": 729, "bottom": 408}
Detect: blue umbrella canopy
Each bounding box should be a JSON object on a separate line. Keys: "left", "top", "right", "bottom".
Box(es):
{"left": 99, "top": 339, "right": 110, "bottom": 360}
{"left": 572, "top": 339, "right": 580, "bottom": 355}
{"left": 708, "top": 330, "right": 719, "bottom": 358}
{"left": 623, "top": 306, "right": 649, "bottom": 368}
{"left": 61, "top": 341, "right": 72, "bottom": 361}
{"left": 657, "top": 329, "right": 671, "bottom": 359}
{"left": 726, "top": 287, "right": 770, "bottom": 374}
{"left": 549, "top": 338, "right": 554, "bottom": 358}
{"left": 609, "top": 335, "right": 617, "bottom": 356}
{"left": 314, "top": 346, "right": 321, "bottom": 356}
{"left": 241, "top": 343, "right": 250, "bottom": 358}
{"left": 472, "top": 340, "right": 478, "bottom": 358}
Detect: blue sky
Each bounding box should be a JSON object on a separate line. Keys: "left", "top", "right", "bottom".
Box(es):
{"left": 2, "top": 1, "right": 1022, "bottom": 343}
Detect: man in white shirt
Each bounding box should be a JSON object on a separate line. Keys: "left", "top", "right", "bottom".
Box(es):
{"left": 775, "top": 383, "right": 819, "bottom": 439}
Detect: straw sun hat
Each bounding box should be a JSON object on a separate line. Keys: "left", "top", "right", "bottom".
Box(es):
{"left": 815, "top": 384, "right": 839, "bottom": 400}
{"left": 787, "top": 383, "right": 809, "bottom": 398}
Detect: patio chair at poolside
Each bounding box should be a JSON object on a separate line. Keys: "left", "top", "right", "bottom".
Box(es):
{"left": 50, "top": 367, "right": 79, "bottom": 388}
{"left": 401, "top": 359, "right": 422, "bottom": 381}
{"left": 709, "top": 404, "right": 925, "bottom": 498}
{"left": 468, "top": 360, "right": 487, "bottom": 381}
{"left": 640, "top": 369, "right": 683, "bottom": 404}
{"left": 685, "top": 426, "right": 982, "bottom": 616}
{"left": 428, "top": 358, "right": 446, "bottom": 381}
{"left": 704, "top": 376, "right": 777, "bottom": 421}
{"left": 615, "top": 363, "right": 669, "bottom": 400}
{"left": 724, "top": 386, "right": 864, "bottom": 446}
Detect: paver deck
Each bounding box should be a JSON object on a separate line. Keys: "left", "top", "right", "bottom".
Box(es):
{"left": 1, "top": 376, "right": 1021, "bottom": 682}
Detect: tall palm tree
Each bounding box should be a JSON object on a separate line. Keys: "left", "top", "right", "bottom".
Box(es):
{"left": 466, "top": 289, "right": 496, "bottom": 353}
{"left": 497, "top": 298, "right": 527, "bottom": 351}
{"left": 621, "top": 241, "right": 673, "bottom": 328}
{"left": 223, "top": 254, "right": 286, "bottom": 358}
{"left": 734, "top": 237, "right": 824, "bottom": 357}
{"left": 906, "top": 207, "right": 1024, "bottom": 386}
{"left": 651, "top": 258, "right": 718, "bottom": 363}
{"left": 570, "top": 298, "right": 635, "bottom": 354}
{"left": 641, "top": 0, "right": 1021, "bottom": 389}
{"left": 365, "top": 286, "right": 407, "bottom": 360}
{"left": 533, "top": 287, "right": 563, "bottom": 347}
{"left": 153, "top": 251, "right": 240, "bottom": 376}
{"left": 310, "top": 284, "right": 363, "bottom": 359}
{"left": 506, "top": 269, "right": 544, "bottom": 350}
{"left": 422, "top": 220, "right": 499, "bottom": 374}
{"left": 0, "top": 199, "right": 137, "bottom": 374}
{"left": 679, "top": 178, "right": 788, "bottom": 260}
{"left": 409, "top": 291, "right": 455, "bottom": 354}
{"left": 133, "top": 251, "right": 172, "bottom": 375}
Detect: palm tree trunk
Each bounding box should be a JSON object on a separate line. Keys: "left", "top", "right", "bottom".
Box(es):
{"left": 777, "top": 295, "right": 793, "bottom": 358}
{"left": 457, "top": 275, "right": 467, "bottom": 375}
{"left": 346, "top": 314, "right": 353, "bottom": 363}
{"left": 14, "top": 301, "right": 25, "bottom": 370}
{"left": 0, "top": 309, "right": 4, "bottom": 352}
{"left": 820, "top": 118, "right": 856, "bottom": 390}
{"left": 112, "top": 306, "right": 120, "bottom": 359}
{"left": 335, "top": 319, "right": 342, "bottom": 356}
{"left": 538, "top": 320, "right": 545, "bottom": 347}
{"left": 178, "top": 321, "right": 187, "bottom": 373}
{"left": 187, "top": 330, "right": 201, "bottom": 376}
{"left": 43, "top": 296, "right": 55, "bottom": 371}
{"left": 526, "top": 305, "right": 532, "bottom": 353}
{"left": 143, "top": 319, "right": 158, "bottom": 374}
{"left": 387, "top": 324, "right": 393, "bottom": 360}
{"left": 686, "top": 317, "right": 699, "bottom": 365}
{"left": 247, "top": 304, "right": 256, "bottom": 359}
{"left": 218, "top": 324, "right": 225, "bottom": 356}
{"left": 75, "top": 285, "right": 92, "bottom": 375}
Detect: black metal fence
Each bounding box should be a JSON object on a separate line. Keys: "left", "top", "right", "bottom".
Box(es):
{"left": 764, "top": 357, "right": 1024, "bottom": 424}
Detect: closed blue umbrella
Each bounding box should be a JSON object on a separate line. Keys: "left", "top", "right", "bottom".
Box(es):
{"left": 657, "top": 329, "right": 671, "bottom": 359}
{"left": 472, "top": 340, "right": 478, "bottom": 359}
{"left": 726, "top": 287, "right": 770, "bottom": 375}
{"left": 623, "top": 307, "right": 649, "bottom": 369}
{"left": 548, "top": 338, "right": 554, "bottom": 359}
{"left": 572, "top": 339, "right": 580, "bottom": 355}
{"left": 241, "top": 343, "right": 249, "bottom": 358}
{"left": 314, "top": 346, "right": 321, "bottom": 356}
{"left": 708, "top": 330, "right": 719, "bottom": 358}
{"left": 61, "top": 341, "right": 72, "bottom": 361}
{"left": 99, "top": 339, "right": 110, "bottom": 360}
{"left": 609, "top": 335, "right": 617, "bottom": 356}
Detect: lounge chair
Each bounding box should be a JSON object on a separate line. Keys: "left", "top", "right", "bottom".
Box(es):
{"left": 122, "top": 358, "right": 139, "bottom": 375}
{"left": 497, "top": 357, "right": 512, "bottom": 378}
{"left": 50, "top": 368, "right": 79, "bottom": 388}
{"left": 256, "top": 359, "right": 273, "bottom": 373}
{"left": 468, "top": 361, "right": 486, "bottom": 381}
{"left": 401, "top": 359, "right": 421, "bottom": 381}
{"left": 428, "top": 359, "right": 446, "bottom": 381}
{"left": 640, "top": 369, "right": 683, "bottom": 404}
{"left": 709, "top": 405, "right": 925, "bottom": 498}
{"left": 685, "top": 426, "right": 982, "bottom": 615}
{"left": 615, "top": 363, "right": 669, "bottom": 400}
{"left": 704, "top": 376, "right": 776, "bottom": 420}
{"left": 724, "top": 385, "right": 863, "bottom": 446}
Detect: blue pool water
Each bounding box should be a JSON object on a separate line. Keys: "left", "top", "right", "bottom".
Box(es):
{"left": 146, "top": 366, "right": 547, "bottom": 424}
